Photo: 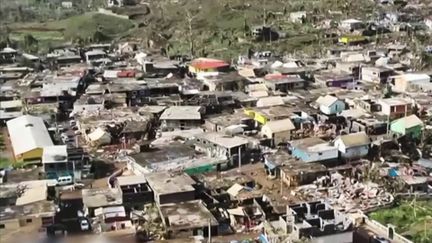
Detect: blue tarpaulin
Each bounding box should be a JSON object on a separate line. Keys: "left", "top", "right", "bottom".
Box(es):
{"left": 388, "top": 168, "right": 399, "bottom": 177}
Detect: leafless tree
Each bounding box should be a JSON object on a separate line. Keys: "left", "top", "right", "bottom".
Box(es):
{"left": 185, "top": 9, "right": 198, "bottom": 58}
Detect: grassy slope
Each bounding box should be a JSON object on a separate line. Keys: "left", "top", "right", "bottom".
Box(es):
{"left": 48, "top": 12, "right": 135, "bottom": 40}
{"left": 9, "top": 12, "right": 135, "bottom": 45}
{"left": 369, "top": 200, "right": 432, "bottom": 243}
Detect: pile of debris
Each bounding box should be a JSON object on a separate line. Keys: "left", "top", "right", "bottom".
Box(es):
{"left": 294, "top": 172, "right": 393, "bottom": 212}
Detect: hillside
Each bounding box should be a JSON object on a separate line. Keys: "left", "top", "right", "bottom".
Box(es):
{"left": 7, "top": 13, "right": 135, "bottom": 50}
{"left": 122, "top": 0, "right": 377, "bottom": 59}
{"left": 3, "top": 0, "right": 379, "bottom": 56}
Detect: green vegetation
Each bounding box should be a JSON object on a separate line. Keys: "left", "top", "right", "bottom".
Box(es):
{"left": 0, "top": 158, "right": 12, "bottom": 169}
{"left": 370, "top": 200, "right": 432, "bottom": 243}
{"left": 0, "top": 134, "right": 12, "bottom": 169}
{"left": 5, "top": 13, "right": 135, "bottom": 52}
{"left": 47, "top": 13, "right": 135, "bottom": 41}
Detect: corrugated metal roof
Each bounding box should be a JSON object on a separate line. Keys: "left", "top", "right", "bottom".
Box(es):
{"left": 160, "top": 106, "right": 202, "bottom": 120}
{"left": 338, "top": 132, "right": 370, "bottom": 148}
{"left": 256, "top": 96, "right": 285, "bottom": 107}
{"left": 191, "top": 58, "right": 229, "bottom": 70}
{"left": 316, "top": 95, "right": 338, "bottom": 107}
{"left": 6, "top": 115, "right": 53, "bottom": 156}
{"left": 391, "top": 114, "right": 423, "bottom": 129}
{"left": 262, "top": 118, "right": 295, "bottom": 133}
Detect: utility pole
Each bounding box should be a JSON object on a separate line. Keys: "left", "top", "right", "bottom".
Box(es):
{"left": 238, "top": 146, "right": 242, "bottom": 171}
{"left": 208, "top": 219, "right": 211, "bottom": 243}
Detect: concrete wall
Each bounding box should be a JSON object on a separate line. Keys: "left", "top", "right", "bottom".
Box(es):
{"left": 157, "top": 191, "right": 195, "bottom": 205}
{"left": 338, "top": 144, "right": 369, "bottom": 159}
{"left": 273, "top": 131, "right": 291, "bottom": 145}
{"left": 292, "top": 147, "right": 338, "bottom": 163}
{"left": 0, "top": 219, "right": 20, "bottom": 231}
{"left": 261, "top": 128, "right": 291, "bottom": 146}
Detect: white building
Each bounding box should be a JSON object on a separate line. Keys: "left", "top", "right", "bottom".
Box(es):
{"left": 334, "top": 132, "right": 370, "bottom": 159}
{"left": 391, "top": 73, "right": 431, "bottom": 93}
{"left": 340, "top": 19, "right": 364, "bottom": 31}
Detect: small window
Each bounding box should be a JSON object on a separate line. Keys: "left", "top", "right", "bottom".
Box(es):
{"left": 318, "top": 152, "right": 323, "bottom": 156}
{"left": 0, "top": 224, "right": 5, "bottom": 229}
{"left": 26, "top": 218, "right": 33, "bottom": 223}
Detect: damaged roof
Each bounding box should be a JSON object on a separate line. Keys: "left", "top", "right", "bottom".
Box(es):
{"left": 262, "top": 118, "right": 296, "bottom": 133}
{"left": 160, "top": 106, "right": 203, "bottom": 120}
{"left": 337, "top": 132, "right": 371, "bottom": 147}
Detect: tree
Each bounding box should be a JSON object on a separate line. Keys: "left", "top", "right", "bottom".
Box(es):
{"left": 92, "top": 30, "right": 110, "bottom": 43}
{"left": 23, "top": 34, "right": 38, "bottom": 53}
{"left": 185, "top": 9, "right": 199, "bottom": 58}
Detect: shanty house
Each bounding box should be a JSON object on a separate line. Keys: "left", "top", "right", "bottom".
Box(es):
{"left": 263, "top": 74, "right": 306, "bottom": 92}
{"left": 6, "top": 115, "right": 54, "bottom": 163}
{"left": 0, "top": 100, "right": 23, "bottom": 122}
{"left": 379, "top": 98, "right": 412, "bottom": 119}
{"left": 42, "top": 145, "right": 72, "bottom": 180}
{"left": 391, "top": 73, "right": 431, "bottom": 93}
{"left": 0, "top": 47, "right": 18, "bottom": 63}
{"left": 115, "top": 175, "right": 153, "bottom": 206}
{"left": 316, "top": 95, "right": 346, "bottom": 115}
{"left": 361, "top": 66, "right": 394, "bottom": 84}
{"left": 390, "top": 114, "right": 423, "bottom": 139}
{"left": 145, "top": 172, "right": 196, "bottom": 205}
{"left": 290, "top": 137, "right": 338, "bottom": 163}
{"left": 194, "top": 132, "right": 250, "bottom": 167}
{"left": 340, "top": 19, "right": 364, "bottom": 31}
{"left": 334, "top": 132, "right": 370, "bottom": 159}
{"left": 198, "top": 72, "right": 246, "bottom": 92}
{"left": 314, "top": 71, "right": 355, "bottom": 88}
{"left": 256, "top": 96, "right": 285, "bottom": 107}
{"left": 159, "top": 200, "right": 219, "bottom": 239}
{"left": 160, "top": 106, "right": 204, "bottom": 131}
{"left": 188, "top": 58, "right": 230, "bottom": 75}
{"left": 0, "top": 201, "right": 55, "bottom": 234}
{"left": 261, "top": 118, "right": 296, "bottom": 147}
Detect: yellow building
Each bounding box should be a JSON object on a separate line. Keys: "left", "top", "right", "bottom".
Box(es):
{"left": 6, "top": 115, "right": 53, "bottom": 163}
{"left": 338, "top": 36, "right": 367, "bottom": 45}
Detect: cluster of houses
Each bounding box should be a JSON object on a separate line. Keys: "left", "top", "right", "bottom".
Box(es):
{"left": 1, "top": 1, "right": 432, "bottom": 242}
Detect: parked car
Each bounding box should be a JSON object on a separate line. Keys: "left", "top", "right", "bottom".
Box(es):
{"left": 57, "top": 175, "right": 73, "bottom": 186}
{"left": 79, "top": 219, "right": 90, "bottom": 231}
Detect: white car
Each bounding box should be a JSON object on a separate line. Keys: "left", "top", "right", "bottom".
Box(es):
{"left": 57, "top": 176, "right": 73, "bottom": 186}
{"left": 80, "top": 219, "right": 90, "bottom": 231}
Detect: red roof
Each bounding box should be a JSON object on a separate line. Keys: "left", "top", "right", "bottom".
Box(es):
{"left": 117, "top": 70, "right": 136, "bottom": 78}
{"left": 264, "top": 73, "right": 286, "bottom": 80}
{"left": 191, "top": 58, "right": 229, "bottom": 70}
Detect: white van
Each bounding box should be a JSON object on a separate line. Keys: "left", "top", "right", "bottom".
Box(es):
{"left": 57, "top": 176, "right": 73, "bottom": 186}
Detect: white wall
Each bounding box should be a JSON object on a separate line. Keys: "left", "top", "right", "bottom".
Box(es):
{"left": 379, "top": 101, "right": 391, "bottom": 116}
{"left": 319, "top": 105, "right": 332, "bottom": 115}
{"left": 362, "top": 68, "right": 379, "bottom": 83}
{"left": 302, "top": 148, "right": 338, "bottom": 163}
